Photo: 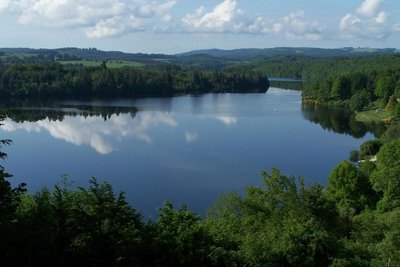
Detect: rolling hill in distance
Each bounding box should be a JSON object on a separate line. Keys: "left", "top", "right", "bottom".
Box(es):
{"left": 1, "top": 46, "right": 398, "bottom": 60}
{"left": 1, "top": 46, "right": 399, "bottom": 71}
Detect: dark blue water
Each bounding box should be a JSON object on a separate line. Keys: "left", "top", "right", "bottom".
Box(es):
{"left": 0, "top": 88, "right": 374, "bottom": 218}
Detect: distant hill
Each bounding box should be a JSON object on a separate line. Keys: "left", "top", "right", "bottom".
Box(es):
{"left": 0, "top": 47, "right": 175, "bottom": 66}
{"left": 0, "top": 46, "right": 398, "bottom": 70}
{"left": 55, "top": 47, "right": 172, "bottom": 62}
{"left": 177, "top": 47, "right": 399, "bottom": 59}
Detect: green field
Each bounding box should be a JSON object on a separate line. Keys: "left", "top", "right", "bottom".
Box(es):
{"left": 355, "top": 109, "right": 391, "bottom": 123}
{"left": 58, "top": 60, "right": 144, "bottom": 68}
{"left": 0, "top": 53, "right": 38, "bottom": 60}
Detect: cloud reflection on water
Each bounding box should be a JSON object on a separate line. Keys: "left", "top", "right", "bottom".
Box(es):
{"left": 2, "top": 111, "right": 178, "bottom": 155}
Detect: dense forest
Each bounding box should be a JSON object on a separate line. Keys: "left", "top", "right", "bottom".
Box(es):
{"left": 0, "top": 63, "right": 269, "bottom": 98}
{"left": 298, "top": 55, "right": 400, "bottom": 112}
{"left": 227, "top": 54, "right": 400, "bottom": 80}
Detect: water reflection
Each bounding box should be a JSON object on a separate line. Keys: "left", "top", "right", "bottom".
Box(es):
{"left": 2, "top": 106, "right": 239, "bottom": 155}
{"left": 214, "top": 116, "right": 237, "bottom": 126}
{"left": 301, "top": 103, "right": 385, "bottom": 138}
{"left": 269, "top": 81, "right": 303, "bottom": 91}
{"left": 3, "top": 108, "right": 178, "bottom": 154}
{"left": 185, "top": 131, "right": 199, "bottom": 143}
{"left": 0, "top": 91, "right": 377, "bottom": 217}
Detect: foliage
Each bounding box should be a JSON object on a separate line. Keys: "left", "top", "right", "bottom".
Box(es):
{"left": 349, "top": 150, "right": 359, "bottom": 162}
{"left": 153, "top": 202, "right": 215, "bottom": 266}
{"left": 370, "top": 140, "right": 400, "bottom": 211}
{"left": 206, "top": 169, "right": 339, "bottom": 266}
{"left": 0, "top": 63, "right": 269, "bottom": 98}
{"left": 359, "top": 140, "right": 382, "bottom": 159}
{"left": 326, "top": 161, "right": 375, "bottom": 213}
{"left": 0, "top": 113, "right": 26, "bottom": 265}
{"left": 349, "top": 90, "right": 371, "bottom": 112}
{"left": 385, "top": 95, "right": 398, "bottom": 112}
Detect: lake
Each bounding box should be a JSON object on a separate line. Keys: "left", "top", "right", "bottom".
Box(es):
{"left": 0, "top": 88, "right": 375, "bottom": 218}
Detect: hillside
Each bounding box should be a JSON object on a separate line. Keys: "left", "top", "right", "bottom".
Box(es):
{"left": 0, "top": 47, "right": 398, "bottom": 71}
{"left": 177, "top": 47, "right": 399, "bottom": 59}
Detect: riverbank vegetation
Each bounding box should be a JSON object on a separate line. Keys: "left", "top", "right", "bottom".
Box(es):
{"left": 296, "top": 55, "right": 400, "bottom": 123}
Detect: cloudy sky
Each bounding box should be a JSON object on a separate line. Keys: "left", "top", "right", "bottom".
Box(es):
{"left": 0, "top": 0, "right": 399, "bottom": 54}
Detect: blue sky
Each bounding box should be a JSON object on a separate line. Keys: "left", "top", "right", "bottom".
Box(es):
{"left": 0, "top": 0, "right": 399, "bottom": 54}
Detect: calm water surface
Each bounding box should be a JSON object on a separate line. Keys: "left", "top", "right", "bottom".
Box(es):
{"left": 1, "top": 88, "right": 374, "bottom": 217}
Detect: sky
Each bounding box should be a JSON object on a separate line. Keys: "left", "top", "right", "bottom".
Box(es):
{"left": 0, "top": 0, "right": 399, "bottom": 54}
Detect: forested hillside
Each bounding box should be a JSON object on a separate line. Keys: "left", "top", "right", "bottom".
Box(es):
{"left": 299, "top": 55, "right": 400, "bottom": 117}
{"left": 0, "top": 63, "right": 269, "bottom": 98}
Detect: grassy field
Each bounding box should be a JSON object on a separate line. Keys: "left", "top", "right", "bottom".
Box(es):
{"left": 355, "top": 109, "right": 391, "bottom": 123}
{"left": 0, "top": 53, "right": 38, "bottom": 60}
{"left": 58, "top": 60, "right": 145, "bottom": 68}
{"left": 354, "top": 99, "right": 394, "bottom": 123}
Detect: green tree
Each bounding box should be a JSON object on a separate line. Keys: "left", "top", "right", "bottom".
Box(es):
{"left": 394, "top": 80, "right": 400, "bottom": 98}
{"left": 349, "top": 150, "right": 359, "bottom": 162}
{"left": 326, "top": 161, "right": 375, "bottom": 213}
{"left": 359, "top": 140, "right": 382, "bottom": 160}
{"left": 68, "top": 177, "right": 144, "bottom": 266}
{"left": 385, "top": 95, "right": 398, "bottom": 112}
{"left": 370, "top": 140, "right": 400, "bottom": 211}
{"left": 207, "top": 169, "right": 339, "bottom": 266}
{"left": 347, "top": 209, "right": 400, "bottom": 266}
{"left": 331, "top": 76, "right": 351, "bottom": 100}
{"left": 375, "top": 73, "right": 396, "bottom": 103}
{"left": 349, "top": 89, "right": 370, "bottom": 112}
{"left": 154, "top": 201, "right": 214, "bottom": 266}
{"left": 0, "top": 113, "right": 26, "bottom": 265}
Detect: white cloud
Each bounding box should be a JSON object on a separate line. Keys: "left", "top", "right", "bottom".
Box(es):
{"left": 281, "top": 10, "right": 321, "bottom": 40}
{"left": 182, "top": 0, "right": 244, "bottom": 33}
{"left": 2, "top": 111, "right": 178, "bottom": 154}
{"left": 182, "top": 1, "right": 321, "bottom": 40}
{"left": 356, "top": 0, "right": 384, "bottom": 17}
{"left": 339, "top": 0, "right": 389, "bottom": 40}
{"left": 0, "top": 0, "right": 176, "bottom": 38}
{"left": 1, "top": 0, "right": 322, "bottom": 40}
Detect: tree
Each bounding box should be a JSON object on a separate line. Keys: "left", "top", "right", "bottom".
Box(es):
{"left": 331, "top": 76, "right": 351, "bottom": 100}
{"left": 154, "top": 201, "right": 214, "bottom": 266}
{"left": 349, "top": 89, "right": 370, "bottom": 112}
{"left": 385, "top": 95, "right": 398, "bottom": 112}
{"left": 375, "top": 73, "right": 396, "bottom": 103}
{"left": 349, "top": 150, "right": 359, "bottom": 162}
{"left": 0, "top": 113, "right": 26, "bottom": 265}
{"left": 359, "top": 140, "right": 382, "bottom": 160}
{"left": 206, "top": 169, "right": 339, "bottom": 266}
{"left": 326, "top": 161, "right": 375, "bottom": 213}
{"left": 394, "top": 102, "right": 400, "bottom": 119}
{"left": 370, "top": 140, "right": 400, "bottom": 211}
{"left": 68, "top": 177, "right": 144, "bottom": 266}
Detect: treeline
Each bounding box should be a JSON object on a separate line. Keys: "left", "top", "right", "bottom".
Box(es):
{"left": 227, "top": 54, "right": 400, "bottom": 81}
{"left": 0, "top": 63, "right": 269, "bottom": 98}
{"left": 2, "top": 115, "right": 400, "bottom": 266}
{"left": 302, "top": 67, "right": 400, "bottom": 112}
